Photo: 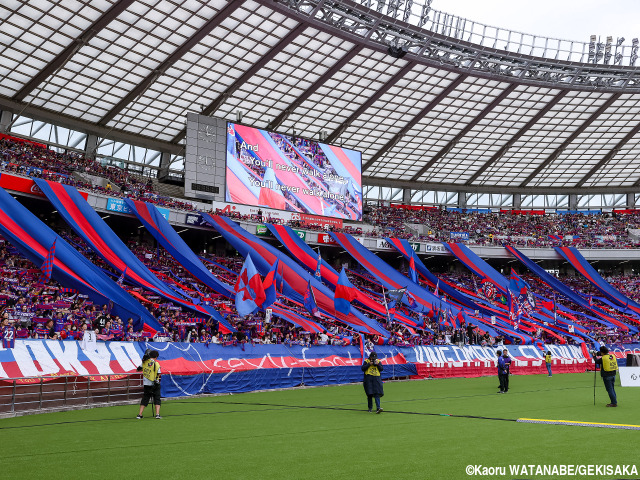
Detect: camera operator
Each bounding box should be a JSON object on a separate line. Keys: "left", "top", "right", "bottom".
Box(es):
{"left": 593, "top": 346, "right": 618, "bottom": 407}
{"left": 136, "top": 349, "right": 162, "bottom": 419}
{"left": 362, "top": 351, "right": 384, "bottom": 414}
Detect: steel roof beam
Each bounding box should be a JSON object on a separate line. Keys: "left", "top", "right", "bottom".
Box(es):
{"left": 172, "top": 23, "right": 306, "bottom": 143}
{"left": 13, "top": 0, "right": 136, "bottom": 102}
{"left": 362, "top": 74, "right": 466, "bottom": 172}
{"left": 325, "top": 60, "right": 416, "bottom": 144}
{"left": 98, "top": 0, "right": 244, "bottom": 126}
{"left": 576, "top": 121, "right": 640, "bottom": 188}
{"left": 410, "top": 83, "right": 517, "bottom": 182}
{"left": 464, "top": 89, "right": 569, "bottom": 185}
{"left": 266, "top": 44, "right": 364, "bottom": 131}
{"left": 519, "top": 92, "right": 622, "bottom": 187}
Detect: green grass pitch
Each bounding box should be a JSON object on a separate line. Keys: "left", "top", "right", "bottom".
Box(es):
{"left": 0, "top": 373, "right": 638, "bottom": 479}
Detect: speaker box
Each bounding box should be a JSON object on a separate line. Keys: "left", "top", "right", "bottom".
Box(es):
{"left": 627, "top": 354, "right": 640, "bottom": 366}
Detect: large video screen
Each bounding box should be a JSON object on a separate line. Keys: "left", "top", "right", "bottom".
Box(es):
{"left": 225, "top": 123, "right": 362, "bottom": 221}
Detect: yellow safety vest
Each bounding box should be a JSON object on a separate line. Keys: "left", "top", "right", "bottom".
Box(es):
{"left": 142, "top": 358, "right": 160, "bottom": 382}
{"left": 364, "top": 361, "right": 381, "bottom": 376}
{"left": 601, "top": 354, "right": 618, "bottom": 372}
{"left": 545, "top": 354, "right": 551, "bottom": 364}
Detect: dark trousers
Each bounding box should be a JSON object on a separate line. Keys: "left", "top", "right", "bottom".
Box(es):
{"left": 499, "top": 373, "right": 509, "bottom": 392}
{"left": 602, "top": 375, "right": 617, "bottom": 405}
{"left": 367, "top": 395, "right": 381, "bottom": 410}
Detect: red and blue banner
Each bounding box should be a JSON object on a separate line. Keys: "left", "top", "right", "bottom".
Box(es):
{"left": 123, "top": 199, "right": 233, "bottom": 298}
{"left": 505, "top": 245, "right": 624, "bottom": 332}
{"left": 334, "top": 267, "right": 356, "bottom": 314}
{"left": 271, "top": 305, "right": 324, "bottom": 333}
{"left": 443, "top": 243, "right": 509, "bottom": 292}
{"left": 203, "top": 215, "right": 389, "bottom": 337}
{"left": 235, "top": 253, "right": 266, "bottom": 317}
{"left": 267, "top": 225, "right": 422, "bottom": 326}
{"left": 5, "top": 339, "right": 634, "bottom": 395}
{"left": 33, "top": 179, "right": 234, "bottom": 333}
{"left": 556, "top": 246, "right": 640, "bottom": 325}
{"left": 0, "top": 187, "right": 161, "bottom": 333}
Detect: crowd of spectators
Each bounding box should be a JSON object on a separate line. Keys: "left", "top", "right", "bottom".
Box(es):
{"left": 0, "top": 136, "right": 200, "bottom": 213}
{"left": 363, "top": 205, "right": 640, "bottom": 248}
{"left": 4, "top": 135, "right": 640, "bottom": 250}
{"left": 2, "top": 135, "right": 640, "bottom": 348}
{"left": 2, "top": 228, "right": 640, "bottom": 348}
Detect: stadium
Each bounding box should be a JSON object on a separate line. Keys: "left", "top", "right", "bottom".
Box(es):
{"left": 1, "top": 0, "right": 640, "bottom": 478}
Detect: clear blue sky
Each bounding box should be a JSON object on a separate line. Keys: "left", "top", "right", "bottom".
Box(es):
{"left": 437, "top": 0, "right": 639, "bottom": 43}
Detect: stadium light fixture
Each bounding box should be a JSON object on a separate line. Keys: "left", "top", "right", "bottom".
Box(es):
{"left": 604, "top": 36, "right": 613, "bottom": 64}
{"left": 588, "top": 35, "right": 596, "bottom": 63}
{"left": 388, "top": 44, "right": 408, "bottom": 59}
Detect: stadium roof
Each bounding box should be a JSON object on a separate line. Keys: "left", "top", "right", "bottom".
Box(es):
{"left": 2, "top": 0, "right": 640, "bottom": 194}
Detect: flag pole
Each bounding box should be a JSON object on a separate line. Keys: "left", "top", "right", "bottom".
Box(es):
{"left": 381, "top": 284, "right": 391, "bottom": 323}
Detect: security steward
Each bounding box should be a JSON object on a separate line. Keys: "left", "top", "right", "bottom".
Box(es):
{"left": 594, "top": 346, "right": 618, "bottom": 407}
{"left": 137, "top": 350, "right": 162, "bottom": 419}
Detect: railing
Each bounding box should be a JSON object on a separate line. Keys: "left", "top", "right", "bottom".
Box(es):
{"left": 352, "top": 0, "right": 638, "bottom": 65}
{"left": 0, "top": 374, "right": 144, "bottom": 416}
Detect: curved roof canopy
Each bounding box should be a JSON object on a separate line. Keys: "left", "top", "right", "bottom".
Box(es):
{"left": 1, "top": 0, "right": 640, "bottom": 194}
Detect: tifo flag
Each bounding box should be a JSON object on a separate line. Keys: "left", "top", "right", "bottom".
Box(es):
{"left": 116, "top": 266, "right": 127, "bottom": 286}
{"left": 235, "top": 253, "right": 266, "bottom": 317}
{"left": 405, "top": 291, "right": 417, "bottom": 308}
{"left": 334, "top": 267, "right": 356, "bottom": 315}
{"left": 388, "top": 287, "right": 406, "bottom": 303}
{"left": 387, "top": 303, "right": 396, "bottom": 322}
{"left": 409, "top": 254, "right": 418, "bottom": 284}
{"left": 38, "top": 238, "right": 56, "bottom": 285}
{"left": 481, "top": 279, "right": 496, "bottom": 299}
{"left": 314, "top": 251, "right": 322, "bottom": 280}
{"left": 257, "top": 167, "right": 286, "bottom": 210}
{"left": 303, "top": 280, "right": 321, "bottom": 317}
{"left": 509, "top": 268, "right": 535, "bottom": 308}
{"left": 262, "top": 259, "right": 279, "bottom": 309}
{"left": 508, "top": 268, "right": 528, "bottom": 295}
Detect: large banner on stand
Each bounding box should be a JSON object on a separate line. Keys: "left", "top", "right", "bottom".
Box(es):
{"left": 3, "top": 341, "right": 640, "bottom": 396}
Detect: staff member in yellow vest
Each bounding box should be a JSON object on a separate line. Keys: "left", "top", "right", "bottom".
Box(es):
{"left": 545, "top": 351, "right": 552, "bottom": 377}
{"left": 136, "top": 350, "right": 162, "bottom": 419}
{"left": 594, "top": 346, "right": 618, "bottom": 407}
{"left": 362, "top": 351, "right": 384, "bottom": 413}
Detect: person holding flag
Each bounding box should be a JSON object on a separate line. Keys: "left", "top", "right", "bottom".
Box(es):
{"left": 362, "top": 351, "right": 384, "bottom": 413}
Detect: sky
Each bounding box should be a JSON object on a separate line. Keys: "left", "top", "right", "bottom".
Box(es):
{"left": 435, "top": 0, "right": 639, "bottom": 44}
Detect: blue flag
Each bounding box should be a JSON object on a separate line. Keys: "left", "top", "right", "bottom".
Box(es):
{"left": 303, "top": 280, "right": 320, "bottom": 317}
{"left": 314, "top": 251, "right": 322, "bottom": 281}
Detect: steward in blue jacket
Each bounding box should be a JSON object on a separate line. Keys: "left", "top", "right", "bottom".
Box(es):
{"left": 498, "top": 350, "right": 511, "bottom": 393}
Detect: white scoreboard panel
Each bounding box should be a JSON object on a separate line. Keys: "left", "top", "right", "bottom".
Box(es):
{"left": 184, "top": 113, "right": 226, "bottom": 202}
